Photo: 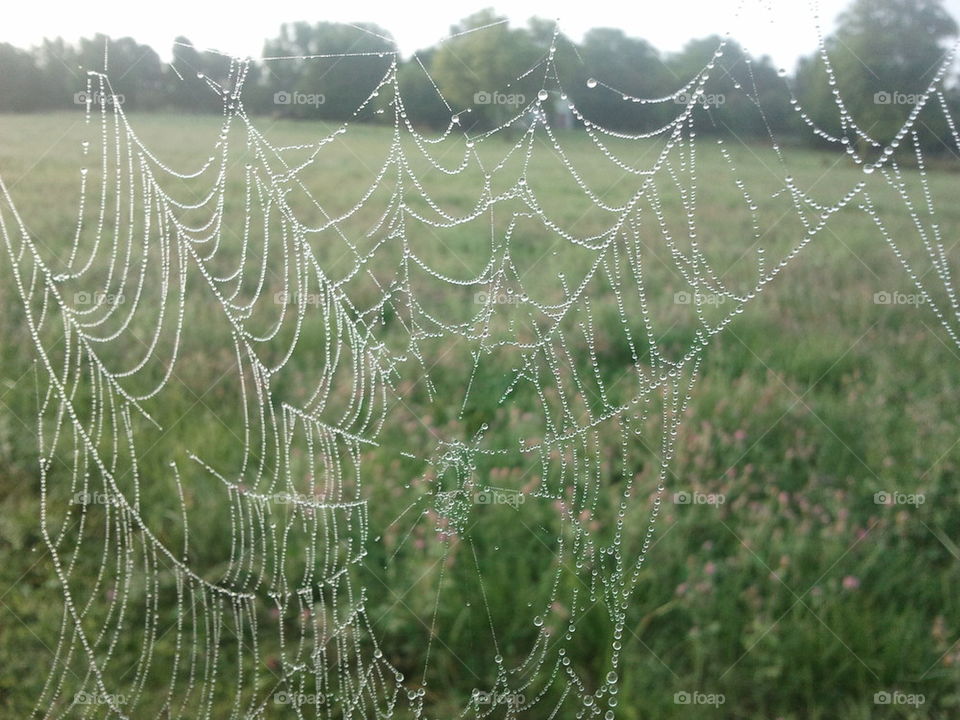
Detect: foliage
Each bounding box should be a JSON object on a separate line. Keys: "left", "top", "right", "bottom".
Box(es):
{"left": 1, "top": 1, "right": 957, "bottom": 149}
{"left": 795, "top": 0, "right": 959, "bottom": 148}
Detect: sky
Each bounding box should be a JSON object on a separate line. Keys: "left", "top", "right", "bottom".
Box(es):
{"left": 6, "top": 0, "right": 960, "bottom": 72}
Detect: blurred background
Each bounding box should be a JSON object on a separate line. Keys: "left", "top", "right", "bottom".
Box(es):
{"left": 2, "top": 1, "right": 960, "bottom": 718}
{"left": 0, "top": 0, "right": 957, "bottom": 146}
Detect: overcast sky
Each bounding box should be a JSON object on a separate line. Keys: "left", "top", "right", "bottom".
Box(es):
{"left": 7, "top": 0, "right": 960, "bottom": 71}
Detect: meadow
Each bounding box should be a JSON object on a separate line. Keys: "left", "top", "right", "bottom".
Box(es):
{"left": 0, "top": 111, "right": 959, "bottom": 719}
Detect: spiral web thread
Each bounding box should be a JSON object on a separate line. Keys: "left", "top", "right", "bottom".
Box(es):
{"left": 1, "top": 11, "right": 959, "bottom": 720}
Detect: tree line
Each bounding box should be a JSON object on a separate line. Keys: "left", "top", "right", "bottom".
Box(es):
{"left": 0, "top": 0, "right": 957, "bottom": 149}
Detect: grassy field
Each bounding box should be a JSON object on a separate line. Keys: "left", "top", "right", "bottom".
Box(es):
{"left": 1, "top": 112, "right": 959, "bottom": 719}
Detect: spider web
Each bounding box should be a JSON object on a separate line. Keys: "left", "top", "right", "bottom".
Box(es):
{"left": 1, "top": 10, "right": 959, "bottom": 720}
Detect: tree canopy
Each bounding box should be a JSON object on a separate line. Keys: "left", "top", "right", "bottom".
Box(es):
{"left": 0, "top": 1, "right": 957, "bottom": 151}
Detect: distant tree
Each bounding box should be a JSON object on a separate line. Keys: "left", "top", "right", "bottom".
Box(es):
{"left": 259, "top": 22, "right": 394, "bottom": 120}
{"left": 431, "top": 10, "right": 541, "bottom": 130}
{"left": 525, "top": 17, "right": 560, "bottom": 51}
{"left": 166, "top": 37, "right": 234, "bottom": 113}
{"left": 564, "top": 28, "right": 674, "bottom": 132}
{"left": 667, "top": 37, "right": 792, "bottom": 137}
{"left": 73, "top": 35, "right": 165, "bottom": 111}
{"left": 795, "top": 0, "right": 958, "bottom": 148}
{"left": 0, "top": 44, "right": 43, "bottom": 111}
{"left": 397, "top": 49, "right": 452, "bottom": 129}
{"left": 32, "top": 38, "right": 82, "bottom": 110}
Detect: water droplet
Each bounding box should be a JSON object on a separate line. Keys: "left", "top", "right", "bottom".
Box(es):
{"left": 538, "top": 89, "right": 549, "bottom": 101}
{"left": 586, "top": 78, "right": 598, "bottom": 89}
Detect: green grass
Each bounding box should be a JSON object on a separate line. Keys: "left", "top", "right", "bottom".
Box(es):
{"left": 1, "top": 112, "right": 959, "bottom": 719}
